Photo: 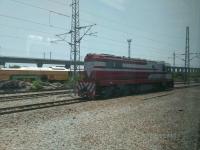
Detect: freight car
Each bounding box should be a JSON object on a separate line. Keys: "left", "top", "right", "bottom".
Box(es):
{"left": 77, "top": 54, "right": 174, "bottom": 99}
{"left": 0, "top": 67, "right": 69, "bottom": 82}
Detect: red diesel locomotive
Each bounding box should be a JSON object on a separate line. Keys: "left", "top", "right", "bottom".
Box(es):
{"left": 77, "top": 54, "right": 173, "bottom": 98}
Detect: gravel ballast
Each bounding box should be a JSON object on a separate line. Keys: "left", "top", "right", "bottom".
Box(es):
{"left": 0, "top": 87, "right": 200, "bottom": 150}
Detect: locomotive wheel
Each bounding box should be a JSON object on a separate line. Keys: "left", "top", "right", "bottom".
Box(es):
{"left": 118, "top": 85, "right": 130, "bottom": 96}
{"left": 124, "top": 85, "right": 132, "bottom": 96}
{"left": 111, "top": 85, "right": 131, "bottom": 97}
{"left": 101, "top": 86, "right": 114, "bottom": 99}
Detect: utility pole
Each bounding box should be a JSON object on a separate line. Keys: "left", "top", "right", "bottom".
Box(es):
{"left": 70, "top": 0, "right": 96, "bottom": 78}
{"left": 173, "top": 52, "right": 176, "bottom": 77}
{"left": 127, "top": 39, "right": 132, "bottom": 58}
{"left": 173, "top": 52, "right": 176, "bottom": 67}
{"left": 43, "top": 52, "right": 46, "bottom": 59}
{"left": 185, "top": 26, "right": 190, "bottom": 84}
{"left": 53, "top": 0, "right": 96, "bottom": 80}
{"left": 50, "top": 51, "right": 52, "bottom": 60}
{"left": 71, "top": 0, "right": 80, "bottom": 77}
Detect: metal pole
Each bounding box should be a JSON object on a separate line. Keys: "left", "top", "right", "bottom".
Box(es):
{"left": 173, "top": 52, "right": 175, "bottom": 78}
{"left": 187, "top": 27, "right": 190, "bottom": 84}
{"left": 43, "top": 52, "right": 46, "bottom": 59}
{"left": 173, "top": 52, "right": 176, "bottom": 67}
{"left": 127, "top": 39, "right": 132, "bottom": 58}
{"left": 184, "top": 26, "right": 190, "bottom": 84}
{"left": 71, "top": 0, "right": 80, "bottom": 79}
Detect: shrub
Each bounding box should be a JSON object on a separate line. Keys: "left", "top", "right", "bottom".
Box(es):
{"left": 65, "top": 75, "right": 81, "bottom": 89}
{"left": 31, "top": 80, "right": 43, "bottom": 91}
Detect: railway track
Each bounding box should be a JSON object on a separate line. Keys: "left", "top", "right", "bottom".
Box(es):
{"left": 0, "top": 88, "right": 68, "bottom": 95}
{"left": 0, "top": 89, "right": 73, "bottom": 102}
{"left": 174, "top": 82, "right": 200, "bottom": 89}
{"left": 0, "top": 83, "right": 199, "bottom": 116}
{"left": 0, "top": 98, "right": 85, "bottom": 115}
{"left": 1, "top": 82, "right": 199, "bottom": 102}
{"left": 0, "top": 91, "right": 174, "bottom": 116}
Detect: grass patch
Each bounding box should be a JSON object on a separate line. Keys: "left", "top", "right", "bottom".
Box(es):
{"left": 31, "top": 80, "right": 43, "bottom": 91}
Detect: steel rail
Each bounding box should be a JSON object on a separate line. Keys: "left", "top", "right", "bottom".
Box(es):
{"left": 0, "top": 98, "right": 85, "bottom": 115}
{"left": 0, "top": 83, "right": 199, "bottom": 116}
{"left": 0, "top": 90, "right": 72, "bottom": 102}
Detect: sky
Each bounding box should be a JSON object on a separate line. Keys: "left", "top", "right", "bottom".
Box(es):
{"left": 0, "top": 0, "right": 199, "bottom": 67}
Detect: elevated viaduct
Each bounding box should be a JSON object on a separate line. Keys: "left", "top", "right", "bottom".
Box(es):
{"left": 0, "top": 56, "right": 84, "bottom": 68}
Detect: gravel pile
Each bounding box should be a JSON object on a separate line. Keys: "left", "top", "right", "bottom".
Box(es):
{"left": 0, "top": 81, "right": 66, "bottom": 94}
{"left": 0, "top": 87, "right": 200, "bottom": 150}
{"left": 0, "top": 80, "right": 31, "bottom": 92}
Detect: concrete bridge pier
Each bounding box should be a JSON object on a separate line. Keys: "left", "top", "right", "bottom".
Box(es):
{"left": 65, "top": 64, "right": 70, "bottom": 69}
{"left": 37, "top": 63, "right": 43, "bottom": 68}
{"left": 0, "top": 61, "right": 5, "bottom": 67}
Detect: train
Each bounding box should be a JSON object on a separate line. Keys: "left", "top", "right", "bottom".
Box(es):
{"left": 77, "top": 53, "right": 174, "bottom": 99}
{"left": 0, "top": 67, "right": 69, "bottom": 82}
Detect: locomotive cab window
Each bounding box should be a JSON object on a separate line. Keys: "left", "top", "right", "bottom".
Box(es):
{"left": 115, "top": 61, "right": 122, "bottom": 69}
{"left": 106, "top": 61, "right": 114, "bottom": 68}
{"left": 162, "top": 65, "right": 166, "bottom": 72}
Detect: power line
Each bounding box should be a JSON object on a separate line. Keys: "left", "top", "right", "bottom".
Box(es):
{"left": 81, "top": 9, "right": 184, "bottom": 40}
{"left": 82, "top": 39, "right": 171, "bottom": 57}
{"left": 83, "top": 28, "right": 183, "bottom": 55}
{"left": 0, "top": 21, "right": 184, "bottom": 57}
{"left": 0, "top": 21, "right": 177, "bottom": 56}
{"left": 0, "top": 33, "right": 57, "bottom": 45}
{"left": 80, "top": 18, "right": 183, "bottom": 50}
{"left": 0, "top": 30, "right": 179, "bottom": 58}
{"left": 52, "top": 1, "right": 186, "bottom": 42}
{"left": 0, "top": 32, "right": 173, "bottom": 59}
{"left": 3, "top": 1, "right": 184, "bottom": 52}
{"left": 46, "top": 0, "right": 67, "bottom": 6}
{"left": 99, "top": 24, "right": 183, "bottom": 50}
{"left": 1, "top": 2, "right": 194, "bottom": 63}
{"left": 87, "top": 34, "right": 178, "bottom": 54}
{"left": 0, "top": 34, "right": 26, "bottom": 40}
{"left": 0, "top": 23, "right": 56, "bottom": 36}
{"left": 71, "top": 33, "right": 177, "bottom": 56}
{"left": 33, "top": 0, "right": 189, "bottom": 50}
{"left": 0, "top": 14, "right": 67, "bottom": 30}
{"left": 9, "top": 0, "right": 70, "bottom": 17}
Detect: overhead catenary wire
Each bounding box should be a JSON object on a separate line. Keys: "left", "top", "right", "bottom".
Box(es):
{"left": 0, "top": 23, "right": 57, "bottom": 36}
{"left": 0, "top": 34, "right": 26, "bottom": 40}
{"left": 0, "top": 14, "right": 67, "bottom": 30}
{"left": 30, "top": 0, "right": 190, "bottom": 52}
{"left": 0, "top": 30, "right": 178, "bottom": 57}
{"left": 0, "top": 0, "right": 196, "bottom": 65}
{"left": 0, "top": 29, "right": 183, "bottom": 62}
{"left": 9, "top": 0, "right": 70, "bottom": 17}
{"left": 46, "top": 0, "right": 68, "bottom": 6}
{"left": 80, "top": 18, "right": 183, "bottom": 51}
{"left": 81, "top": 8, "right": 184, "bottom": 40}
{"left": 4, "top": 0, "right": 184, "bottom": 52}
{"left": 82, "top": 38, "right": 172, "bottom": 56}
{"left": 0, "top": 20, "right": 183, "bottom": 56}
{"left": 50, "top": 0, "right": 187, "bottom": 41}
{"left": 0, "top": 33, "right": 168, "bottom": 59}
{"left": 84, "top": 34, "right": 179, "bottom": 55}
{"left": 45, "top": 0, "right": 185, "bottom": 41}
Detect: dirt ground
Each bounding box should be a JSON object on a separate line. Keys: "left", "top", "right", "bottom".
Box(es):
{"left": 0, "top": 87, "right": 200, "bottom": 150}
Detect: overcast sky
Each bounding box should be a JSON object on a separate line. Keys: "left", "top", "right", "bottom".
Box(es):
{"left": 0, "top": 0, "right": 199, "bottom": 67}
